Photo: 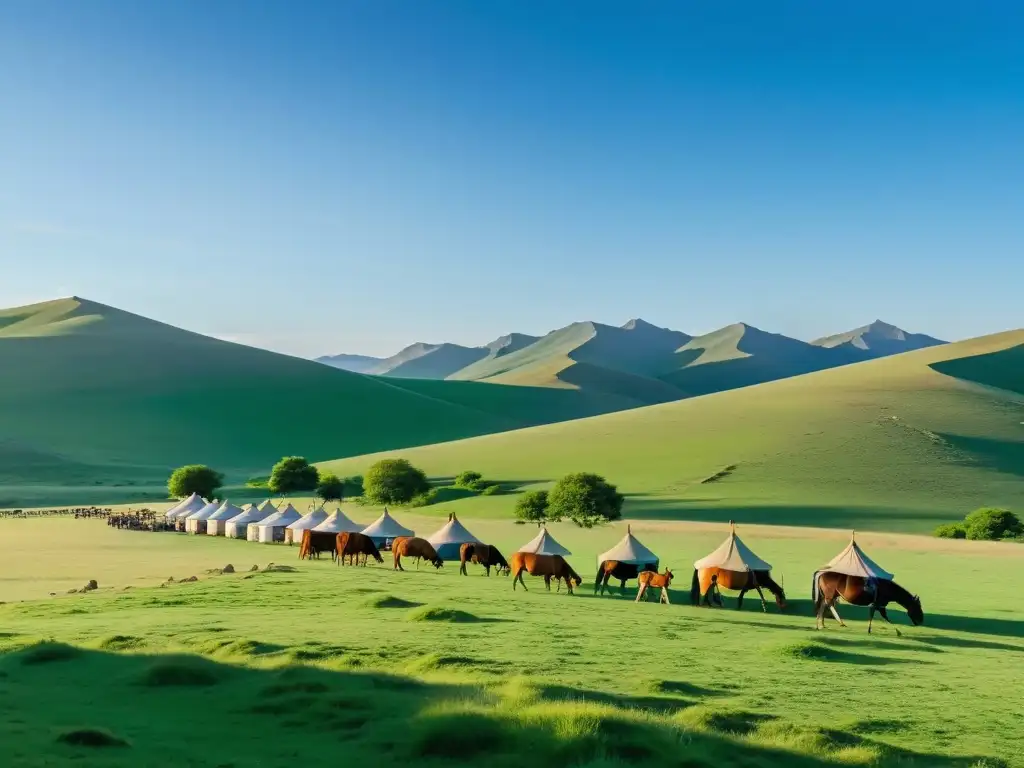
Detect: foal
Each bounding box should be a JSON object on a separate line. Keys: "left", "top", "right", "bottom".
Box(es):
{"left": 635, "top": 569, "right": 674, "bottom": 604}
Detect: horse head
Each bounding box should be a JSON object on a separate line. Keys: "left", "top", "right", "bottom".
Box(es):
{"left": 908, "top": 594, "right": 924, "bottom": 626}
{"left": 431, "top": 557, "right": 444, "bottom": 570}
{"left": 664, "top": 569, "right": 674, "bottom": 586}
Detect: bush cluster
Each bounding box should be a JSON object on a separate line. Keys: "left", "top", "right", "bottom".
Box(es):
{"left": 934, "top": 507, "right": 1022, "bottom": 541}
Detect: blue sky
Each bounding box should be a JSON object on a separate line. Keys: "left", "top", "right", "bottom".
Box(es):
{"left": 1, "top": 2, "right": 1022, "bottom": 357}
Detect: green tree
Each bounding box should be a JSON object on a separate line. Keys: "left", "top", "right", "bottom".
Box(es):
{"left": 455, "top": 470, "right": 484, "bottom": 490}
{"left": 963, "top": 507, "right": 1022, "bottom": 541}
{"left": 268, "top": 456, "right": 319, "bottom": 496}
{"left": 548, "top": 472, "right": 624, "bottom": 528}
{"left": 167, "top": 464, "right": 224, "bottom": 500}
{"left": 363, "top": 459, "right": 429, "bottom": 505}
{"left": 933, "top": 522, "right": 967, "bottom": 539}
{"left": 514, "top": 490, "right": 551, "bottom": 525}
{"left": 316, "top": 472, "right": 345, "bottom": 503}
{"left": 342, "top": 475, "right": 365, "bottom": 497}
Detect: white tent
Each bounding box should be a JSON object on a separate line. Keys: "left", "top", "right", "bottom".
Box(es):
{"left": 246, "top": 501, "right": 280, "bottom": 541}
{"left": 819, "top": 533, "right": 894, "bottom": 580}
{"left": 361, "top": 508, "right": 414, "bottom": 546}
{"left": 285, "top": 507, "right": 330, "bottom": 545}
{"left": 205, "top": 501, "right": 244, "bottom": 536}
{"left": 165, "top": 493, "right": 206, "bottom": 520}
{"left": 254, "top": 504, "right": 303, "bottom": 543}
{"left": 693, "top": 522, "right": 771, "bottom": 572}
{"left": 427, "top": 514, "right": 481, "bottom": 560}
{"left": 517, "top": 527, "right": 571, "bottom": 557}
{"left": 184, "top": 499, "right": 223, "bottom": 535}
{"left": 224, "top": 504, "right": 273, "bottom": 539}
{"left": 598, "top": 525, "right": 658, "bottom": 567}
{"left": 312, "top": 508, "right": 364, "bottom": 534}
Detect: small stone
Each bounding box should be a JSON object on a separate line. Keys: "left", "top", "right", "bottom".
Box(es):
{"left": 221, "top": 564, "right": 235, "bottom": 574}
{"left": 249, "top": 565, "right": 259, "bottom": 572}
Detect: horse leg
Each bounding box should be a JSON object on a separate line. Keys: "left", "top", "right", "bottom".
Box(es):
{"left": 736, "top": 590, "right": 745, "bottom": 611}
{"left": 619, "top": 578, "right": 627, "bottom": 596}
{"left": 814, "top": 595, "right": 825, "bottom": 629}
{"left": 876, "top": 606, "right": 902, "bottom": 637}
{"left": 828, "top": 599, "right": 847, "bottom": 627}
{"left": 661, "top": 587, "right": 670, "bottom": 605}
{"left": 544, "top": 575, "right": 552, "bottom": 591}
{"left": 514, "top": 569, "right": 526, "bottom": 591}
{"left": 754, "top": 585, "right": 768, "bottom": 613}
{"left": 635, "top": 584, "right": 646, "bottom": 602}
{"left": 459, "top": 560, "right": 467, "bottom": 576}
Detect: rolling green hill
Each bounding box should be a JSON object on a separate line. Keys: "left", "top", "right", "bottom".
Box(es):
{"left": 322, "top": 330, "right": 1024, "bottom": 533}
{"left": 0, "top": 298, "right": 633, "bottom": 504}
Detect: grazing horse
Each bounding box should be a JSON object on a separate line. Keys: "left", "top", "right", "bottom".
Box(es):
{"left": 594, "top": 560, "right": 658, "bottom": 596}
{"left": 813, "top": 572, "right": 923, "bottom": 635}
{"left": 299, "top": 529, "right": 338, "bottom": 561}
{"left": 459, "top": 543, "right": 510, "bottom": 576}
{"left": 336, "top": 532, "right": 384, "bottom": 566}
{"left": 392, "top": 537, "right": 443, "bottom": 570}
{"left": 510, "top": 553, "right": 582, "bottom": 594}
{"left": 690, "top": 567, "right": 787, "bottom": 612}
{"left": 635, "top": 569, "right": 674, "bottom": 604}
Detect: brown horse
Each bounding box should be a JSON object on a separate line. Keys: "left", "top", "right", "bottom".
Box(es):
{"left": 510, "top": 553, "right": 582, "bottom": 594}
{"left": 392, "top": 537, "right": 443, "bottom": 570}
{"left": 459, "top": 543, "right": 510, "bottom": 576}
{"left": 635, "top": 569, "right": 674, "bottom": 604}
{"left": 813, "top": 571, "right": 923, "bottom": 635}
{"left": 690, "top": 567, "right": 787, "bottom": 612}
{"left": 299, "top": 529, "right": 338, "bottom": 561}
{"left": 335, "top": 532, "right": 383, "bottom": 566}
{"left": 594, "top": 561, "right": 658, "bottom": 596}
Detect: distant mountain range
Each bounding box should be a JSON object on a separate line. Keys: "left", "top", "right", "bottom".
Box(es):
{"left": 316, "top": 318, "right": 948, "bottom": 404}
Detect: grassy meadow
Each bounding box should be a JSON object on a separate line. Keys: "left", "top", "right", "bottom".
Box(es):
{"left": 1, "top": 515, "right": 1022, "bottom": 766}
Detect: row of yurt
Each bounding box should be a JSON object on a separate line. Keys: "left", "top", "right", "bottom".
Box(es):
{"left": 206, "top": 501, "right": 244, "bottom": 536}
{"left": 185, "top": 499, "right": 222, "bottom": 534}
{"left": 246, "top": 502, "right": 278, "bottom": 540}
{"left": 362, "top": 508, "right": 415, "bottom": 549}
{"left": 253, "top": 503, "right": 302, "bottom": 543}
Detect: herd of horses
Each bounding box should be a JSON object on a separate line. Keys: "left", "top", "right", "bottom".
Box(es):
{"left": 297, "top": 529, "right": 925, "bottom": 632}
{"left": 0, "top": 506, "right": 112, "bottom": 519}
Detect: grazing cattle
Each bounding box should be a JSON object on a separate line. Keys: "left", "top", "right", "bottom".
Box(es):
{"left": 299, "top": 529, "right": 338, "bottom": 561}
{"left": 336, "top": 532, "right": 384, "bottom": 566}
{"left": 594, "top": 560, "right": 658, "bottom": 596}
{"left": 690, "top": 567, "right": 787, "bottom": 612}
{"left": 636, "top": 569, "right": 675, "bottom": 604}
{"left": 392, "top": 537, "right": 443, "bottom": 570}
{"left": 459, "top": 543, "right": 510, "bottom": 576}
{"left": 814, "top": 571, "right": 923, "bottom": 635}
{"left": 509, "top": 552, "right": 582, "bottom": 595}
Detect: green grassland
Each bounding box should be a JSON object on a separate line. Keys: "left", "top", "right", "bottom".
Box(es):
{"left": 324, "top": 330, "right": 1024, "bottom": 533}
{"left": 0, "top": 516, "right": 1021, "bottom": 766}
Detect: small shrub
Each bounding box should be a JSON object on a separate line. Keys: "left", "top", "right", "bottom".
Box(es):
{"left": 97, "top": 635, "right": 146, "bottom": 651}
{"left": 481, "top": 484, "right": 503, "bottom": 496}
{"left": 934, "top": 522, "right": 967, "bottom": 539}
{"left": 56, "top": 727, "right": 130, "bottom": 748}
{"left": 167, "top": 464, "right": 223, "bottom": 500}
{"left": 408, "top": 489, "right": 440, "bottom": 507}
{"left": 454, "top": 470, "right": 483, "bottom": 489}
{"left": 964, "top": 508, "right": 1022, "bottom": 541}
{"left": 407, "top": 606, "right": 481, "bottom": 623}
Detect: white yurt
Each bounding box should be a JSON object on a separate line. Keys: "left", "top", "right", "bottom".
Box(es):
{"left": 426, "top": 513, "right": 481, "bottom": 561}
{"left": 517, "top": 526, "right": 571, "bottom": 556}
{"left": 597, "top": 525, "right": 659, "bottom": 569}
{"left": 312, "top": 508, "right": 364, "bottom": 534}
{"left": 284, "top": 506, "right": 330, "bottom": 545}
{"left": 818, "top": 532, "right": 894, "bottom": 581}
{"left": 361, "top": 508, "right": 414, "bottom": 549}
{"left": 693, "top": 522, "right": 772, "bottom": 573}
{"left": 205, "top": 501, "right": 245, "bottom": 536}
{"left": 224, "top": 503, "right": 273, "bottom": 539}
{"left": 165, "top": 493, "right": 205, "bottom": 520}
{"left": 184, "top": 499, "right": 224, "bottom": 535}
{"left": 246, "top": 501, "right": 279, "bottom": 541}
{"left": 254, "top": 503, "right": 303, "bottom": 543}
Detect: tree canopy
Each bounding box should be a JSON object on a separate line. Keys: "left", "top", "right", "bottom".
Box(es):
{"left": 514, "top": 490, "right": 550, "bottom": 525}
{"left": 167, "top": 464, "right": 223, "bottom": 500}
{"left": 363, "top": 459, "right": 430, "bottom": 505}
{"left": 316, "top": 472, "right": 346, "bottom": 503}
{"left": 963, "top": 507, "right": 1022, "bottom": 541}
{"left": 268, "top": 456, "right": 319, "bottom": 496}
{"left": 547, "top": 472, "right": 623, "bottom": 528}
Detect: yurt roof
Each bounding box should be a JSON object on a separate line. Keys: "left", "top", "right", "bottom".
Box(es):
{"left": 598, "top": 525, "right": 658, "bottom": 566}
{"left": 258, "top": 500, "right": 279, "bottom": 516}
{"left": 361, "top": 509, "right": 414, "bottom": 538}
{"left": 185, "top": 500, "right": 222, "bottom": 521}
{"left": 427, "top": 514, "right": 481, "bottom": 547}
{"left": 693, "top": 523, "right": 771, "bottom": 572}
{"left": 257, "top": 505, "right": 303, "bottom": 528}
{"left": 166, "top": 493, "right": 206, "bottom": 519}
{"left": 517, "top": 527, "right": 571, "bottom": 556}
{"left": 312, "top": 509, "right": 364, "bottom": 533}
{"left": 227, "top": 504, "right": 274, "bottom": 525}
{"left": 286, "top": 507, "right": 329, "bottom": 531}
{"left": 207, "top": 501, "right": 244, "bottom": 521}
{"left": 821, "top": 533, "right": 894, "bottom": 580}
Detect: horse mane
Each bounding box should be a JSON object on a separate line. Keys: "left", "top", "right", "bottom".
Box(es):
{"left": 885, "top": 579, "right": 917, "bottom": 608}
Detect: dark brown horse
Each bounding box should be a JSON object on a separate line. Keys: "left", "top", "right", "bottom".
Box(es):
{"left": 690, "top": 567, "right": 787, "bottom": 612}
{"left": 594, "top": 561, "right": 658, "bottom": 596}
{"left": 299, "top": 529, "right": 338, "bottom": 561}
{"left": 392, "top": 537, "right": 443, "bottom": 570}
{"left": 336, "top": 532, "right": 384, "bottom": 566}
{"left": 510, "top": 553, "right": 582, "bottom": 594}
{"left": 813, "top": 571, "right": 923, "bottom": 635}
{"left": 459, "top": 543, "right": 510, "bottom": 576}
{"left": 635, "top": 569, "right": 674, "bottom": 604}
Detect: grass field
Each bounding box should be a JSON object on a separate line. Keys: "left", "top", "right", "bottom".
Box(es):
{"left": 324, "top": 330, "right": 1024, "bottom": 534}
{"left": 1, "top": 516, "right": 1021, "bottom": 767}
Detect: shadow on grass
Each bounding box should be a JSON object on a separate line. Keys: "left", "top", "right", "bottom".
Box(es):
{"left": 0, "top": 643, "right": 1003, "bottom": 767}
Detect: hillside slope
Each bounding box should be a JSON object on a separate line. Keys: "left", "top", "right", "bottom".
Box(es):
{"left": 370, "top": 342, "right": 489, "bottom": 378}
{"left": 323, "top": 330, "right": 1024, "bottom": 533}
{"left": 813, "top": 319, "right": 946, "bottom": 357}
{"left": 314, "top": 353, "right": 382, "bottom": 373}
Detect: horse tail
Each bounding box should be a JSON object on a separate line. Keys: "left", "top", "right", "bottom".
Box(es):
{"left": 812, "top": 570, "right": 820, "bottom": 604}
{"left": 594, "top": 562, "right": 605, "bottom": 593}
{"left": 689, "top": 569, "right": 701, "bottom": 605}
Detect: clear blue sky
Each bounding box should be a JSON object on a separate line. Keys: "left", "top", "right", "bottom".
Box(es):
{"left": 1, "top": 1, "right": 1022, "bottom": 357}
